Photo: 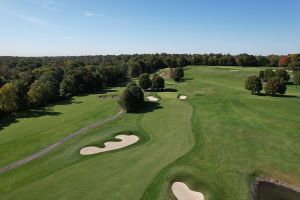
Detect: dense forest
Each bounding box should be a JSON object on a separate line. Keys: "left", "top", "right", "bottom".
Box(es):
{"left": 0, "top": 53, "right": 300, "bottom": 115}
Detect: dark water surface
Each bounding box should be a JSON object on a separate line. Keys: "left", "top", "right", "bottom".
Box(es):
{"left": 256, "top": 182, "right": 300, "bottom": 200}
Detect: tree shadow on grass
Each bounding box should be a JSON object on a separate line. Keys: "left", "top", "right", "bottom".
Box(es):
{"left": 51, "top": 97, "right": 82, "bottom": 106}
{"left": 0, "top": 108, "right": 62, "bottom": 131}
{"left": 162, "top": 88, "right": 178, "bottom": 92}
{"left": 183, "top": 78, "right": 194, "bottom": 81}
{"left": 257, "top": 93, "right": 298, "bottom": 98}
{"left": 145, "top": 88, "right": 178, "bottom": 93}
{"left": 131, "top": 102, "right": 163, "bottom": 114}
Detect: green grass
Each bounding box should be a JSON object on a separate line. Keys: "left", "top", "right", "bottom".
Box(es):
{"left": 1, "top": 66, "right": 300, "bottom": 200}
{"left": 0, "top": 89, "right": 121, "bottom": 168}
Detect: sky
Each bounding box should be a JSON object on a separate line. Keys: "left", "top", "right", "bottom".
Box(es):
{"left": 0, "top": 0, "right": 300, "bottom": 56}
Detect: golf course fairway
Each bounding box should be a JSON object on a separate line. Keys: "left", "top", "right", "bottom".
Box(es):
{"left": 0, "top": 66, "right": 300, "bottom": 200}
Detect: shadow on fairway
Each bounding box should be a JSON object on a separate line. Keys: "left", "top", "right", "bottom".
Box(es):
{"left": 0, "top": 107, "right": 62, "bottom": 131}
{"left": 132, "top": 102, "right": 163, "bottom": 114}
{"left": 256, "top": 93, "right": 298, "bottom": 98}
{"left": 183, "top": 78, "right": 194, "bottom": 81}
{"left": 162, "top": 88, "right": 178, "bottom": 92}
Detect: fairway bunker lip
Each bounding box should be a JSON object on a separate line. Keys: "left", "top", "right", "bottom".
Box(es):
{"left": 146, "top": 96, "right": 159, "bottom": 102}
{"left": 80, "top": 134, "right": 139, "bottom": 155}
{"left": 171, "top": 182, "right": 204, "bottom": 200}
{"left": 179, "top": 95, "right": 188, "bottom": 100}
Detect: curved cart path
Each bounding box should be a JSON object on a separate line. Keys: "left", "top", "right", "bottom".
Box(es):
{"left": 0, "top": 109, "right": 125, "bottom": 174}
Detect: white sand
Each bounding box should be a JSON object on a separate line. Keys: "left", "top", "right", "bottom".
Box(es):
{"left": 172, "top": 182, "right": 204, "bottom": 200}
{"left": 179, "top": 95, "right": 187, "bottom": 100}
{"left": 80, "top": 135, "right": 139, "bottom": 155}
{"left": 147, "top": 96, "right": 159, "bottom": 102}
{"left": 229, "top": 69, "right": 239, "bottom": 72}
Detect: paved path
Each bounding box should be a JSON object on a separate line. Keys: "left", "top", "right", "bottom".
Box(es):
{"left": 0, "top": 109, "right": 125, "bottom": 174}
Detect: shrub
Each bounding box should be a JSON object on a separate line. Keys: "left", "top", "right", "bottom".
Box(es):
{"left": 151, "top": 74, "right": 165, "bottom": 91}
{"left": 245, "top": 76, "right": 262, "bottom": 95}
{"left": 118, "top": 83, "right": 144, "bottom": 112}
{"left": 263, "top": 68, "right": 275, "bottom": 82}
{"left": 173, "top": 67, "right": 184, "bottom": 82}
{"left": 138, "top": 73, "right": 151, "bottom": 90}
{"left": 275, "top": 69, "right": 290, "bottom": 82}
{"left": 294, "top": 71, "right": 300, "bottom": 87}
{"left": 265, "top": 77, "right": 286, "bottom": 96}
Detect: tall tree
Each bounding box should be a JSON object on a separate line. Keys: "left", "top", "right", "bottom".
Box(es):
{"left": 138, "top": 73, "right": 151, "bottom": 90}
{"left": 27, "top": 80, "right": 58, "bottom": 106}
{"left": 0, "top": 83, "right": 19, "bottom": 113}
{"left": 173, "top": 67, "right": 184, "bottom": 82}
{"left": 118, "top": 83, "right": 144, "bottom": 112}
{"left": 151, "top": 74, "right": 165, "bottom": 91}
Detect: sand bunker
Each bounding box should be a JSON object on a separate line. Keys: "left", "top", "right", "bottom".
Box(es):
{"left": 172, "top": 182, "right": 204, "bottom": 200}
{"left": 179, "top": 95, "right": 188, "bottom": 100}
{"left": 80, "top": 135, "right": 139, "bottom": 155}
{"left": 147, "top": 96, "right": 159, "bottom": 102}
{"left": 229, "top": 69, "right": 239, "bottom": 72}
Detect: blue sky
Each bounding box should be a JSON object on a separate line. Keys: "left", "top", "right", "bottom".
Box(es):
{"left": 0, "top": 0, "right": 299, "bottom": 56}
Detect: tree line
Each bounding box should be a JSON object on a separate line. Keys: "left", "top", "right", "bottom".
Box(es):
{"left": 1, "top": 53, "right": 300, "bottom": 115}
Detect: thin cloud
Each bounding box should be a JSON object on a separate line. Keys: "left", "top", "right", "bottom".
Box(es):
{"left": 84, "top": 11, "right": 96, "bottom": 17}
{"left": 32, "top": 0, "right": 62, "bottom": 11}
{"left": 58, "top": 36, "right": 73, "bottom": 40}
{"left": 14, "top": 13, "right": 46, "bottom": 25}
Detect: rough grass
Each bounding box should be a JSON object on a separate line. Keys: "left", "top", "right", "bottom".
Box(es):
{"left": 0, "top": 66, "right": 300, "bottom": 200}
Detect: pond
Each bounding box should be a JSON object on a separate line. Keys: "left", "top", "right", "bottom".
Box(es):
{"left": 255, "top": 181, "right": 300, "bottom": 200}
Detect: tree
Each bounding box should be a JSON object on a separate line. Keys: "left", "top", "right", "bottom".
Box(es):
{"left": 128, "top": 62, "right": 140, "bottom": 78}
{"left": 256, "top": 56, "right": 270, "bottom": 66}
{"left": 173, "top": 67, "right": 184, "bottom": 82}
{"left": 138, "top": 73, "right": 151, "bottom": 90}
{"left": 258, "top": 71, "right": 265, "bottom": 81}
{"left": 118, "top": 83, "right": 144, "bottom": 112}
{"left": 275, "top": 69, "right": 290, "bottom": 82}
{"left": 263, "top": 68, "right": 275, "bottom": 82}
{"left": 0, "top": 83, "right": 19, "bottom": 113}
{"left": 278, "top": 56, "right": 291, "bottom": 67}
{"left": 27, "top": 80, "right": 58, "bottom": 106}
{"left": 235, "top": 54, "right": 258, "bottom": 66}
{"left": 244, "top": 76, "right": 262, "bottom": 95}
{"left": 151, "top": 74, "right": 165, "bottom": 91}
{"left": 264, "top": 77, "right": 286, "bottom": 96}
{"left": 176, "top": 57, "right": 189, "bottom": 68}
{"left": 267, "top": 55, "right": 280, "bottom": 67}
{"left": 294, "top": 71, "right": 300, "bottom": 87}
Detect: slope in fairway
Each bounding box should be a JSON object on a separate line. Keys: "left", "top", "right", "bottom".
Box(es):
{"left": 0, "top": 66, "right": 300, "bottom": 200}
{"left": 149, "top": 66, "right": 300, "bottom": 200}
{"left": 0, "top": 92, "right": 120, "bottom": 168}
{"left": 0, "top": 92, "right": 194, "bottom": 200}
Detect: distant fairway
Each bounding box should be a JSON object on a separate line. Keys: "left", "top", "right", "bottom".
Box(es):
{"left": 1, "top": 66, "right": 300, "bottom": 200}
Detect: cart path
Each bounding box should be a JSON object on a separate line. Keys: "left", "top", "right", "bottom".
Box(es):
{"left": 0, "top": 109, "right": 125, "bottom": 174}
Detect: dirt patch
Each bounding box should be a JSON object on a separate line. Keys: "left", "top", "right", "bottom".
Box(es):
{"left": 172, "top": 182, "right": 204, "bottom": 200}
{"left": 80, "top": 134, "right": 139, "bottom": 155}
